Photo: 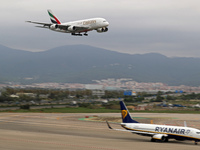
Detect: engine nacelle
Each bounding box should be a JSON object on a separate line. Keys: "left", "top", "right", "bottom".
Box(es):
{"left": 96, "top": 27, "right": 108, "bottom": 33}
{"left": 68, "top": 26, "right": 76, "bottom": 31}
{"left": 50, "top": 24, "right": 58, "bottom": 29}
{"left": 152, "top": 134, "right": 168, "bottom": 142}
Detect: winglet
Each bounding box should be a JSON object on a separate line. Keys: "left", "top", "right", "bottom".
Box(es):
{"left": 184, "top": 121, "right": 187, "bottom": 127}
{"left": 47, "top": 9, "right": 61, "bottom": 24}
{"left": 106, "top": 121, "right": 113, "bottom": 129}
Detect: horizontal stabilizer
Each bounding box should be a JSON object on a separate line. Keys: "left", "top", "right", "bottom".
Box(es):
{"left": 106, "top": 121, "right": 113, "bottom": 129}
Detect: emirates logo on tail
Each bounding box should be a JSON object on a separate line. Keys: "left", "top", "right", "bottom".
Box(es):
{"left": 122, "top": 110, "right": 128, "bottom": 119}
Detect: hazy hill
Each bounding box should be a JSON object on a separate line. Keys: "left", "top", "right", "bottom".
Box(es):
{"left": 0, "top": 44, "right": 200, "bottom": 86}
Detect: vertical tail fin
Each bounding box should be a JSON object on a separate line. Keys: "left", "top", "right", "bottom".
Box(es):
{"left": 47, "top": 9, "right": 61, "bottom": 24}
{"left": 120, "top": 101, "right": 139, "bottom": 123}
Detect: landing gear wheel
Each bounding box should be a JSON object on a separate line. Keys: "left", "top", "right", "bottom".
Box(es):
{"left": 161, "top": 136, "right": 168, "bottom": 142}
{"left": 151, "top": 138, "right": 156, "bottom": 142}
{"left": 71, "top": 33, "right": 82, "bottom": 36}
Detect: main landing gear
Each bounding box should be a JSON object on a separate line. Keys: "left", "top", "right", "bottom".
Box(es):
{"left": 71, "top": 32, "right": 88, "bottom": 36}
{"left": 150, "top": 137, "right": 168, "bottom": 142}
{"left": 71, "top": 33, "right": 82, "bottom": 36}
{"left": 84, "top": 33, "right": 88, "bottom": 36}
{"left": 151, "top": 138, "right": 156, "bottom": 142}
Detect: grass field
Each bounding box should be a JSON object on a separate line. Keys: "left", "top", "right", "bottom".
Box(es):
{"left": 2, "top": 107, "right": 200, "bottom": 114}
{"left": 2, "top": 107, "right": 120, "bottom": 113}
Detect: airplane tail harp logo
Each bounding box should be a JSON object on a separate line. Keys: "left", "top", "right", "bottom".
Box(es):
{"left": 122, "top": 110, "right": 128, "bottom": 119}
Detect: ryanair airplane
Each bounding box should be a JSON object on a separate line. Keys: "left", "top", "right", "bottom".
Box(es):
{"left": 26, "top": 9, "right": 109, "bottom": 36}
{"left": 106, "top": 101, "right": 200, "bottom": 145}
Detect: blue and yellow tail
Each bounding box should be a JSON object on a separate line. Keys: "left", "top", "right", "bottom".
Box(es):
{"left": 120, "top": 101, "right": 139, "bottom": 123}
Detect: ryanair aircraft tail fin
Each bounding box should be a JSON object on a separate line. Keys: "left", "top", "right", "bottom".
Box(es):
{"left": 120, "top": 101, "right": 139, "bottom": 123}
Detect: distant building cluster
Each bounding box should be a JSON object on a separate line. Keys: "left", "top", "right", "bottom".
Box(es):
{"left": 1, "top": 78, "right": 200, "bottom": 94}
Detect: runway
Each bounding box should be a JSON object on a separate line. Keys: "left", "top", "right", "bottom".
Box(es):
{"left": 0, "top": 113, "right": 200, "bottom": 150}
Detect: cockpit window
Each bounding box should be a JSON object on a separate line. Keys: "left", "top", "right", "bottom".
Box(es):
{"left": 103, "top": 20, "right": 107, "bottom": 22}
{"left": 196, "top": 132, "right": 200, "bottom": 134}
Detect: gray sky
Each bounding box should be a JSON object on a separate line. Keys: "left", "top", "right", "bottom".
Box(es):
{"left": 1, "top": 0, "right": 200, "bottom": 57}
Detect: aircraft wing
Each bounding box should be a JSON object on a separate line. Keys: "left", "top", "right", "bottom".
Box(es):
{"left": 26, "top": 21, "right": 89, "bottom": 32}
{"left": 53, "top": 24, "right": 90, "bottom": 31}
{"left": 57, "top": 24, "right": 90, "bottom": 32}
{"left": 106, "top": 121, "right": 155, "bottom": 135}
{"left": 26, "top": 21, "right": 51, "bottom": 27}
{"left": 73, "top": 26, "right": 90, "bottom": 32}
{"left": 26, "top": 21, "right": 69, "bottom": 29}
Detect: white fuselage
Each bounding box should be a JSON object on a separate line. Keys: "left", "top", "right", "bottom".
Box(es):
{"left": 122, "top": 123, "right": 200, "bottom": 141}
{"left": 50, "top": 18, "right": 109, "bottom": 33}
{"left": 27, "top": 9, "right": 109, "bottom": 36}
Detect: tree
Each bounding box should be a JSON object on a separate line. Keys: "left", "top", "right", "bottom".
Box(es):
{"left": 155, "top": 91, "right": 164, "bottom": 102}
{"left": 166, "top": 95, "right": 175, "bottom": 100}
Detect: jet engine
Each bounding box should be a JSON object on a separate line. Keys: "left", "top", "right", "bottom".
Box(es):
{"left": 50, "top": 24, "right": 58, "bottom": 29}
{"left": 68, "top": 26, "right": 76, "bottom": 31}
{"left": 96, "top": 27, "right": 108, "bottom": 33}
{"left": 152, "top": 134, "right": 168, "bottom": 142}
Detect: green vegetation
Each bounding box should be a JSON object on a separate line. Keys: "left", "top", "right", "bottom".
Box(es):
{"left": 1, "top": 88, "right": 200, "bottom": 103}
{"left": 2, "top": 88, "right": 200, "bottom": 114}
{"left": 1, "top": 107, "right": 120, "bottom": 113}
{"left": 2, "top": 107, "right": 200, "bottom": 114}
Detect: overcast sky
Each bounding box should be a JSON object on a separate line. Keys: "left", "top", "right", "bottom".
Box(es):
{"left": 1, "top": 0, "right": 200, "bottom": 57}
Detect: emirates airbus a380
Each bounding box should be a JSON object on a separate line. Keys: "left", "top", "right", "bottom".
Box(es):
{"left": 26, "top": 9, "right": 109, "bottom": 36}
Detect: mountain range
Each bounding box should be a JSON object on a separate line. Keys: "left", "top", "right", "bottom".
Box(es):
{"left": 0, "top": 44, "right": 200, "bottom": 86}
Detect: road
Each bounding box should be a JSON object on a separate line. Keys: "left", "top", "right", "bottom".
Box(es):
{"left": 0, "top": 113, "right": 200, "bottom": 150}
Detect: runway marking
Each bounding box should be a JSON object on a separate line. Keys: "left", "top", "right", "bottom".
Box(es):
{"left": 0, "top": 137, "right": 119, "bottom": 150}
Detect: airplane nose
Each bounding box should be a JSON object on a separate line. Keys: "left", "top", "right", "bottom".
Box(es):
{"left": 106, "top": 22, "right": 109, "bottom": 26}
